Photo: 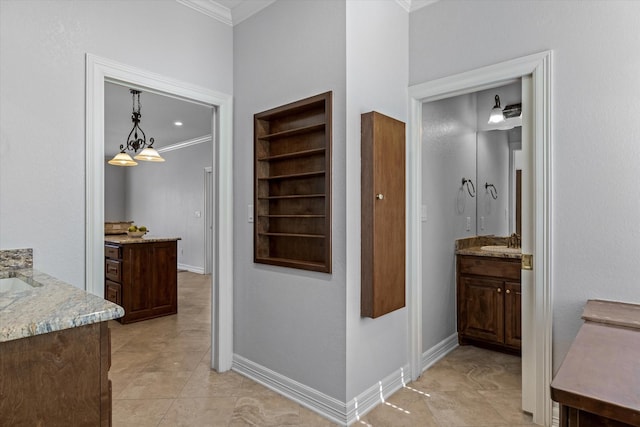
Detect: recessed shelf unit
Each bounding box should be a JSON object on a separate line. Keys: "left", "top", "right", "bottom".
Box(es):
{"left": 254, "top": 91, "right": 332, "bottom": 273}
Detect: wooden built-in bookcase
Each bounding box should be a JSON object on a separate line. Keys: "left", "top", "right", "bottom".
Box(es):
{"left": 254, "top": 91, "right": 332, "bottom": 273}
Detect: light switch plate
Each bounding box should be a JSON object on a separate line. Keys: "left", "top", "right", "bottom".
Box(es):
{"left": 248, "top": 204, "right": 254, "bottom": 223}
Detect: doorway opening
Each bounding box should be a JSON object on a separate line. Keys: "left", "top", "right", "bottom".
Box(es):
{"left": 85, "top": 54, "right": 234, "bottom": 372}
{"left": 407, "top": 51, "right": 552, "bottom": 425}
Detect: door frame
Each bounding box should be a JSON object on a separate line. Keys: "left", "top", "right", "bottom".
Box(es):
{"left": 85, "top": 54, "right": 234, "bottom": 372}
{"left": 204, "top": 166, "right": 213, "bottom": 275}
{"left": 407, "top": 51, "right": 552, "bottom": 424}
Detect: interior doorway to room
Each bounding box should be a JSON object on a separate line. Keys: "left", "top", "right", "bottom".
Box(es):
{"left": 407, "top": 51, "right": 552, "bottom": 425}
{"left": 85, "top": 54, "right": 234, "bottom": 372}
{"left": 103, "top": 81, "right": 214, "bottom": 276}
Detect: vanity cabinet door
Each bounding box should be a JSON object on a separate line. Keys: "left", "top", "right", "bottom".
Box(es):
{"left": 504, "top": 282, "right": 522, "bottom": 347}
{"left": 460, "top": 276, "right": 504, "bottom": 344}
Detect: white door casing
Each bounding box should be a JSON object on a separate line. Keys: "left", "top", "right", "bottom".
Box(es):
{"left": 85, "top": 54, "right": 234, "bottom": 372}
{"left": 407, "top": 51, "right": 552, "bottom": 425}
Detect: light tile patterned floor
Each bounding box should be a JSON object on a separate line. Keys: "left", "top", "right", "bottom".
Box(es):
{"left": 110, "top": 272, "right": 533, "bottom": 426}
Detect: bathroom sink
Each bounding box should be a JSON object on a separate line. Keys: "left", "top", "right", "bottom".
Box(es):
{"left": 0, "top": 277, "right": 36, "bottom": 293}
{"left": 480, "top": 245, "right": 522, "bottom": 254}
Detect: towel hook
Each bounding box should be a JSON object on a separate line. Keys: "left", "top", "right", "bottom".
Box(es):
{"left": 461, "top": 177, "right": 476, "bottom": 197}
{"left": 485, "top": 182, "right": 498, "bottom": 200}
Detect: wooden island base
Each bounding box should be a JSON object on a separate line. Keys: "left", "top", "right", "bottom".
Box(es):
{"left": 105, "top": 237, "right": 179, "bottom": 324}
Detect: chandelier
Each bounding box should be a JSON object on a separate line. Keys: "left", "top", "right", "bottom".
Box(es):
{"left": 108, "top": 89, "right": 165, "bottom": 166}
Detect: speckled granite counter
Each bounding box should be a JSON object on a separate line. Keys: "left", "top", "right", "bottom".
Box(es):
{"left": 105, "top": 234, "right": 181, "bottom": 244}
{"left": 0, "top": 249, "right": 124, "bottom": 342}
{"left": 455, "top": 236, "right": 522, "bottom": 259}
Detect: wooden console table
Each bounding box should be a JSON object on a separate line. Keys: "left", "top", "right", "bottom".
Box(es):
{"left": 551, "top": 300, "right": 640, "bottom": 426}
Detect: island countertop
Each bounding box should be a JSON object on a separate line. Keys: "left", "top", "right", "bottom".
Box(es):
{"left": 105, "top": 234, "right": 182, "bottom": 245}
{"left": 0, "top": 268, "right": 124, "bottom": 343}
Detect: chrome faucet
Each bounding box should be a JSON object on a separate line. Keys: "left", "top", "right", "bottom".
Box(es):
{"left": 507, "top": 233, "right": 521, "bottom": 249}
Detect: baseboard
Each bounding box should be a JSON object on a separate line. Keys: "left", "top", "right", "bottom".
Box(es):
{"left": 552, "top": 401, "right": 559, "bottom": 426}
{"left": 421, "top": 333, "right": 458, "bottom": 372}
{"left": 177, "top": 263, "right": 204, "bottom": 274}
{"left": 346, "top": 364, "right": 410, "bottom": 425}
{"left": 232, "top": 354, "right": 347, "bottom": 425}
{"left": 233, "top": 354, "right": 410, "bottom": 426}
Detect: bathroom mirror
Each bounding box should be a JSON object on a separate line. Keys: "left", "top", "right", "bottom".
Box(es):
{"left": 475, "top": 127, "right": 521, "bottom": 236}
{"left": 421, "top": 80, "right": 521, "bottom": 240}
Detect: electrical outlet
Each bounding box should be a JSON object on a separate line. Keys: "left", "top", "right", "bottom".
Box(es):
{"left": 248, "top": 204, "right": 254, "bottom": 223}
{"left": 480, "top": 216, "right": 485, "bottom": 230}
{"left": 466, "top": 217, "right": 471, "bottom": 231}
{"left": 421, "top": 205, "right": 427, "bottom": 222}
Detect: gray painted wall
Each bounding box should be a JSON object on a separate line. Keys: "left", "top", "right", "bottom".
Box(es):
{"left": 345, "top": 0, "right": 409, "bottom": 400}
{"left": 410, "top": 0, "right": 640, "bottom": 371}
{"left": 0, "top": 0, "right": 232, "bottom": 287}
{"left": 421, "top": 94, "right": 477, "bottom": 351}
{"left": 105, "top": 166, "right": 126, "bottom": 222}
{"left": 233, "top": 0, "right": 348, "bottom": 400}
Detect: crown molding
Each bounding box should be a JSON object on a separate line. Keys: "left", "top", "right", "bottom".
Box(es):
{"left": 176, "top": 0, "right": 232, "bottom": 25}
{"left": 157, "top": 134, "right": 212, "bottom": 153}
{"left": 176, "top": 0, "right": 276, "bottom": 26}
{"left": 395, "top": 0, "right": 439, "bottom": 13}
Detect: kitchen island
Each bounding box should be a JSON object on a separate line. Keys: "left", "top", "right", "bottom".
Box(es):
{"left": 0, "top": 248, "right": 124, "bottom": 426}
{"left": 104, "top": 235, "right": 181, "bottom": 324}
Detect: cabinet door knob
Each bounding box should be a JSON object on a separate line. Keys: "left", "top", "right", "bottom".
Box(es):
{"left": 376, "top": 193, "right": 384, "bottom": 200}
{"left": 497, "top": 288, "right": 502, "bottom": 293}
{"left": 506, "top": 289, "right": 511, "bottom": 294}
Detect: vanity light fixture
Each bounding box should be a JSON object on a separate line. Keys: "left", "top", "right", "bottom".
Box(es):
{"left": 488, "top": 94, "right": 505, "bottom": 124}
{"left": 108, "top": 89, "right": 165, "bottom": 166}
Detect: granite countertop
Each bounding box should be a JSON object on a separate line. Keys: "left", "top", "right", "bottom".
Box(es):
{"left": 0, "top": 268, "right": 124, "bottom": 343}
{"left": 455, "top": 246, "right": 522, "bottom": 259}
{"left": 455, "top": 236, "right": 522, "bottom": 260}
{"left": 105, "top": 234, "right": 182, "bottom": 244}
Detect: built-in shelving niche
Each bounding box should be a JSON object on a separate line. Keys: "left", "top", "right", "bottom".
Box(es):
{"left": 254, "top": 91, "right": 332, "bottom": 273}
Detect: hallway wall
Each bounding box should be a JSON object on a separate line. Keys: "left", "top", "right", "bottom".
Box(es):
{"left": 410, "top": 0, "right": 640, "bottom": 371}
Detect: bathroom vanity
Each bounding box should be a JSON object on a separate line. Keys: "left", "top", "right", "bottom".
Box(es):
{"left": 456, "top": 237, "right": 522, "bottom": 354}
{"left": 0, "top": 248, "right": 124, "bottom": 426}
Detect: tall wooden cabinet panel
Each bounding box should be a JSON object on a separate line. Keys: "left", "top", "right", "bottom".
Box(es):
{"left": 361, "top": 111, "right": 406, "bottom": 318}
{"left": 254, "top": 91, "right": 332, "bottom": 273}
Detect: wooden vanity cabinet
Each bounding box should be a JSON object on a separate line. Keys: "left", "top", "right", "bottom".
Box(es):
{"left": 104, "top": 240, "right": 177, "bottom": 324}
{"left": 0, "top": 322, "right": 113, "bottom": 426}
{"left": 457, "top": 255, "right": 521, "bottom": 353}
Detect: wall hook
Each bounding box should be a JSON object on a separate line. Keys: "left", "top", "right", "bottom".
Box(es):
{"left": 485, "top": 182, "right": 498, "bottom": 200}
{"left": 461, "top": 177, "right": 476, "bottom": 197}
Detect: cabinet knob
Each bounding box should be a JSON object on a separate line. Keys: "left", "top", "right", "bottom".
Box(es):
{"left": 506, "top": 289, "right": 511, "bottom": 294}
{"left": 376, "top": 194, "right": 384, "bottom": 200}
{"left": 497, "top": 288, "right": 502, "bottom": 293}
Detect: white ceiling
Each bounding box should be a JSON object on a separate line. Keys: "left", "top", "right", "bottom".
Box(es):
{"left": 104, "top": 82, "right": 213, "bottom": 157}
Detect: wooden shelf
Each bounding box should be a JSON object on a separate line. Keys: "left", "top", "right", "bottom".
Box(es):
{"left": 258, "top": 123, "right": 325, "bottom": 141}
{"left": 257, "top": 147, "right": 326, "bottom": 162}
{"left": 258, "top": 214, "right": 325, "bottom": 218}
{"left": 258, "top": 232, "right": 325, "bottom": 238}
{"left": 254, "top": 92, "right": 332, "bottom": 273}
{"left": 258, "top": 170, "right": 325, "bottom": 180}
{"left": 258, "top": 194, "right": 325, "bottom": 200}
